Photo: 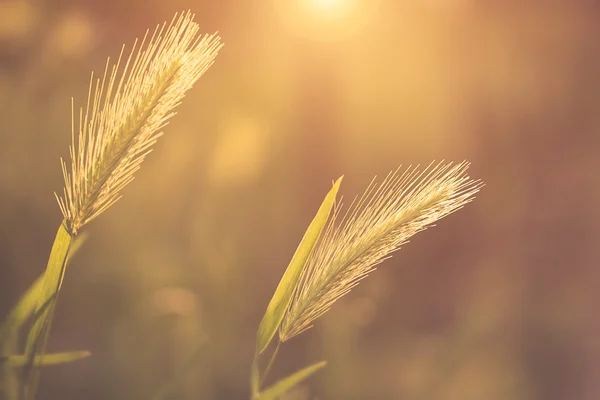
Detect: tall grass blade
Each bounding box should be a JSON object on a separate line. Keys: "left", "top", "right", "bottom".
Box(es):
{"left": 21, "top": 222, "right": 72, "bottom": 398}
{"left": 256, "top": 361, "right": 327, "bottom": 400}
{"left": 0, "top": 232, "right": 87, "bottom": 399}
{"left": 1, "top": 351, "right": 90, "bottom": 367}
{"left": 251, "top": 354, "right": 261, "bottom": 397}
{"left": 0, "top": 233, "right": 87, "bottom": 345}
{"left": 255, "top": 177, "right": 342, "bottom": 355}
{"left": 0, "top": 292, "right": 58, "bottom": 400}
{"left": 24, "top": 222, "right": 72, "bottom": 356}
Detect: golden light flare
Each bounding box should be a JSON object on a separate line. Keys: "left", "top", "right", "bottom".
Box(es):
{"left": 303, "top": 0, "right": 354, "bottom": 18}
{"left": 274, "top": 0, "right": 380, "bottom": 41}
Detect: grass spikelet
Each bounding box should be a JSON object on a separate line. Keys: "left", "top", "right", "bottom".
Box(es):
{"left": 279, "top": 161, "right": 483, "bottom": 341}
{"left": 56, "top": 11, "right": 222, "bottom": 235}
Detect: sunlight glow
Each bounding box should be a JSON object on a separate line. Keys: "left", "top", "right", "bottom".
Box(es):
{"left": 303, "top": 0, "right": 355, "bottom": 20}
{"left": 275, "top": 0, "right": 379, "bottom": 41}
{"left": 309, "top": 0, "right": 345, "bottom": 11}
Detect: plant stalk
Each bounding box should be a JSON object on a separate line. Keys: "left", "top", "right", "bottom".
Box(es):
{"left": 22, "top": 221, "right": 72, "bottom": 399}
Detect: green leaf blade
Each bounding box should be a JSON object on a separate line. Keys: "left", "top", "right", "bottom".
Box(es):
{"left": 256, "top": 360, "right": 326, "bottom": 400}
{"left": 255, "top": 177, "right": 342, "bottom": 355}
{"left": 24, "top": 222, "right": 72, "bottom": 358}
{"left": 0, "top": 232, "right": 86, "bottom": 345}
{"left": 0, "top": 230, "right": 86, "bottom": 398}
{"left": 21, "top": 221, "right": 72, "bottom": 398}
{"left": 1, "top": 351, "right": 91, "bottom": 367}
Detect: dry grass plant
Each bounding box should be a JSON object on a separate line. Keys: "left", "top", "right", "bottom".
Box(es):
{"left": 0, "top": 11, "right": 221, "bottom": 400}
{"left": 57, "top": 11, "right": 221, "bottom": 235}
{"left": 280, "top": 161, "right": 481, "bottom": 341}
{"left": 252, "top": 161, "right": 482, "bottom": 399}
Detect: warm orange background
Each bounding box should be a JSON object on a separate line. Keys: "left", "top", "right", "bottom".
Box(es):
{"left": 1, "top": 1, "right": 599, "bottom": 399}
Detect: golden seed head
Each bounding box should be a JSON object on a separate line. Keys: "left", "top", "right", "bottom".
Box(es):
{"left": 56, "top": 11, "right": 222, "bottom": 235}
{"left": 279, "top": 161, "right": 483, "bottom": 341}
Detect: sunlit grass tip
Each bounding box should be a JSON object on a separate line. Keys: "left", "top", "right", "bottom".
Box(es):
{"left": 56, "top": 10, "right": 222, "bottom": 235}
{"left": 279, "top": 161, "right": 483, "bottom": 341}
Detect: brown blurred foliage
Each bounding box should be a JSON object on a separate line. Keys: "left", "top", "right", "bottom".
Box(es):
{"left": 1, "top": 0, "right": 600, "bottom": 399}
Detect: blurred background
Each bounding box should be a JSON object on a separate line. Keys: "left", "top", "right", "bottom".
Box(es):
{"left": 1, "top": 0, "right": 600, "bottom": 399}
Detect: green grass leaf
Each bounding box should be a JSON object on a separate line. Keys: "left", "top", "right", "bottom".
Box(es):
{"left": 0, "top": 231, "right": 86, "bottom": 399}
{"left": 0, "top": 232, "right": 86, "bottom": 345}
{"left": 0, "top": 292, "right": 56, "bottom": 400}
{"left": 255, "top": 177, "right": 342, "bottom": 355}
{"left": 24, "top": 222, "right": 72, "bottom": 357}
{"left": 251, "top": 356, "right": 261, "bottom": 397}
{"left": 22, "top": 221, "right": 72, "bottom": 398}
{"left": 256, "top": 360, "right": 327, "bottom": 400}
{"left": 0, "top": 229, "right": 84, "bottom": 400}
{"left": 1, "top": 351, "right": 90, "bottom": 367}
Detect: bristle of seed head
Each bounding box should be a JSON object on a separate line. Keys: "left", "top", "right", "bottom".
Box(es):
{"left": 279, "top": 161, "right": 483, "bottom": 341}
{"left": 55, "top": 11, "right": 222, "bottom": 235}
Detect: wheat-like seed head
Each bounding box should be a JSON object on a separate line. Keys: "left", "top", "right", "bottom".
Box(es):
{"left": 279, "top": 161, "right": 483, "bottom": 341}
{"left": 55, "top": 11, "right": 222, "bottom": 235}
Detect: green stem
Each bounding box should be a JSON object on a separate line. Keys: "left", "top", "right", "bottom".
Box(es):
{"left": 259, "top": 340, "right": 281, "bottom": 389}
{"left": 22, "top": 221, "right": 72, "bottom": 399}
{"left": 251, "top": 339, "right": 283, "bottom": 399}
